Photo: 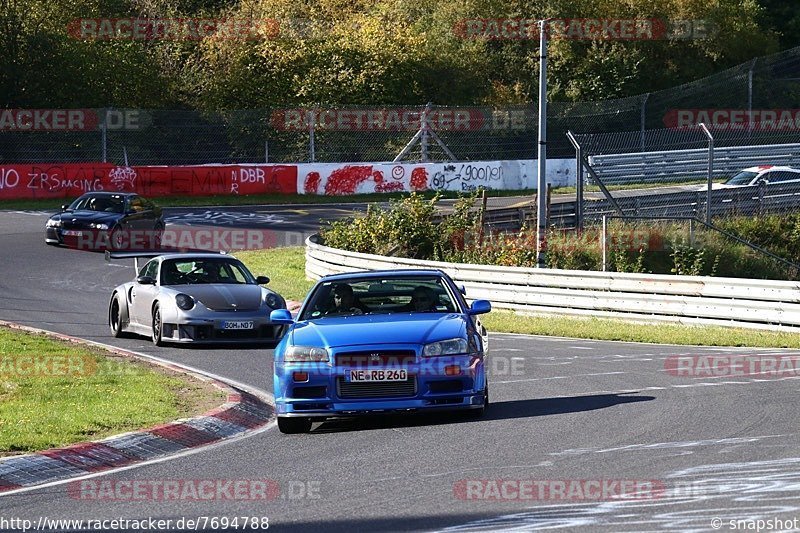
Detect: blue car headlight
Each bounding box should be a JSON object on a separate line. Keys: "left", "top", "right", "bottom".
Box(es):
{"left": 46, "top": 218, "right": 62, "bottom": 228}
{"left": 176, "top": 293, "right": 195, "bottom": 310}
{"left": 285, "top": 346, "right": 329, "bottom": 362}
{"left": 423, "top": 338, "right": 469, "bottom": 357}
{"left": 89, "top": 223, "right": 109, "bottom": 230}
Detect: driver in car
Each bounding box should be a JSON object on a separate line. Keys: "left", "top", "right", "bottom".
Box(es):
{"left": 326, "top": 283, "right": 368, "bottom": 316}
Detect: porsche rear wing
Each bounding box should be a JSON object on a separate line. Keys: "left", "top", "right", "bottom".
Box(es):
{"left": 105, "top": 250, "right": 225, "bottom": 271}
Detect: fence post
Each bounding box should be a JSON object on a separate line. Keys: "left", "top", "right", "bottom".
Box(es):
{"left": 748, "top": 58, "right": 757, "bottom": 138}
{"left": 536, "top": 18, "right": 550, "bottom": 268}
{"left": 601, "top": 215, "right": 608, "bottom": 272}
{"left": 640, "top": 93, "right": 649, "bottom": 152}
{"left": 309, "top": 108, "right": 316, "bottom": 163}
{"left": 101, "top": 107, "right": 107, "bottom": 163}
{"left": 699, "top": 123, "right": 714, "bottom": 225}
{"left": 421, "top": 103, "right": 431, "bottom": 162}
{"left": 265, "top": 140, "right": 269, "bottom": 163}
{"left": 567, "top": 130, "right": 583, "bottom": 231}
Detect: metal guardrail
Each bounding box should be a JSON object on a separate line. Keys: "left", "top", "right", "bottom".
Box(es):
{"left": 589, "top": 143, "right": 800, "bottom": 184}
{"left": 306, "top": 235, "right": 800, "bottom": 331}
{"left": 478, "top": 181, "right": 800, "bottom": 230}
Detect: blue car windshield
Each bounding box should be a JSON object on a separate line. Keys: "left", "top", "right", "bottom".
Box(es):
{"left": 301, "top": 276, "right": 458, "bottom": 320}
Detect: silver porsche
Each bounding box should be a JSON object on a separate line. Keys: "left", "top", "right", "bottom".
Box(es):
{"left": 106, "top": 251, "right": 287, "bottom": 345}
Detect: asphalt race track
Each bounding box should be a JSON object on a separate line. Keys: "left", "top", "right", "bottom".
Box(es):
{"left": 1, "top": 208, "right": 800, "bottom": 532}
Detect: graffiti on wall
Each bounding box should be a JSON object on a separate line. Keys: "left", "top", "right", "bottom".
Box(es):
{"left": 0, "top": 160, "right": 574, "bottom": 200}
{"left": 0, "top": 164, "right": 298, "bottom": 200}
{"left": 297, "top": 159, "right": 574, "bottom": 195}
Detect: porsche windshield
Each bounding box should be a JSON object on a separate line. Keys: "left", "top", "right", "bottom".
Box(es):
{"left": 724, "top": 171, "right": 759, "bottom": 185}
{"left": 160, "top": 259, "right": 255, "bottom": 285}
{"left": 68, "top": 195, "right": 125, "bottom": 213}
{"left": 300, "top": 276, "right": 458, "bottom": 320}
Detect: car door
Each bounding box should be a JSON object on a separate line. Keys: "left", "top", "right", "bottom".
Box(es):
{"left": 125, "top": 196, "right": 150, "bottom": 233}
{"left": 130, "top": 259, "right": 160, "bottom": 326}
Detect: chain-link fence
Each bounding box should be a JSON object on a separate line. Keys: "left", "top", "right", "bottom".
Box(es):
{"left": 1, "top": 45, "right": 799, "bottom": 165}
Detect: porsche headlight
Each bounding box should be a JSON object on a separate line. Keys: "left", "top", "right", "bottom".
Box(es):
{"left": 46, "top": 218, "right": 61, "bottom": 228}
{"left": 89, "top": 223, "right": 109, "bottom": 230}
{"left": 265, "top": 293, "right": 283, "bottom": 309}
{"left": 423, "top": 338, "right": 469, "bottom": 357}
{"left": 175, "top": 293, "right": 195, "bottom": 310}
{"left": 285, "top": 346, "right": 329, "bottom": 362}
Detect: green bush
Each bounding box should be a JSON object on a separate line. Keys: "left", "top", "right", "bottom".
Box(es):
{"left": 320, "top": 204, "right": 800, "bottom": 280}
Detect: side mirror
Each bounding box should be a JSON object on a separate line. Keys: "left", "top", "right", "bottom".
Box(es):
{"left": 256, "top": 275, "right": 270, "bottom": 285}
{"left": 270, "top": 309, "right": 294, "bottom": 324}
{"left": 468, "top": 300, "right": 491, "bottom": 315}
{"left": 136, "top": 275, "right": 156, "bottom": 285}
{"left": 61, "top": 204, "right": 69, "bottom": 212}
{"left": 458, "top": 284, "right": 467, "bottom": 295}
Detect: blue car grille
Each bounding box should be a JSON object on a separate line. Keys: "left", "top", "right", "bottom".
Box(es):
{"left": 336, "top": 376, "right": 417, "bottom": 398}
{"left": 336, "top": 350, "right": 417, "bottom": 367}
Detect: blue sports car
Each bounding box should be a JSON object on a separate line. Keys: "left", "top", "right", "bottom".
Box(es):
{"left": 269, "top": 269, "right": 491, "bottom": 434}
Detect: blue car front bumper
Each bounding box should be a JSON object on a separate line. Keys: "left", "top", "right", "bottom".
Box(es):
{"left": 274, "top": 344, "right": 486, "bottom": 418}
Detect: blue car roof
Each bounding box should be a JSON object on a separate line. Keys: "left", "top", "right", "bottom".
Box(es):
{"left": 320, "top": 269, "right": 447, "bottom": 282}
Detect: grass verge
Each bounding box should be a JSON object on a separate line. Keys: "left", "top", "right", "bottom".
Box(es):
{"left": 236, "top": 247, "right": 314, "bottom": 302}
{"left": 237, "top": 246, "right": 800, "bottom": 348}
{"left": 0, "top": 189, "right": 534, "bottom": 211}
{"left": 0, "top": 326, "right": 225, "bottom": 455}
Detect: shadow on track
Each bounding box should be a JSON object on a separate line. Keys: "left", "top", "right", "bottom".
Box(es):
{"left": 311, "top": 393, "right": 655, "bottom": 434}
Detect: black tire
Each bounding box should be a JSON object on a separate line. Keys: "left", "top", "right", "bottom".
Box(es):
{"left": 151, "top": 305, "right": 163, "bottom": 346}
{"left": 152, "top": 223, "right": 164, "bottom": 250}
{"left": 109, "top": 226, "right": 124, "bottom": 251}
{"left": 468, "top": 386, "right": 489, "bottom": 418}
{"left": 109, "top": 295, "right": 124, "bottom": 338}
{"left": 277, "top": 417, "right": 312, "bottom": 434}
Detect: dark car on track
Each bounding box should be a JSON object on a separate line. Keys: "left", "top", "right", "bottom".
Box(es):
{"left": 45, "top": 192, "right": 164, "bottom": 250}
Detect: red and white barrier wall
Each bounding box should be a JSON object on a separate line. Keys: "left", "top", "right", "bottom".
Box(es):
{"left": 0, "top": 160, "right": 575, "bottom": 200}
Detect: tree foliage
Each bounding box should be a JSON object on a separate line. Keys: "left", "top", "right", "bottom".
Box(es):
{"left": 0, "top": 0, "right": 794, "bottom": 109}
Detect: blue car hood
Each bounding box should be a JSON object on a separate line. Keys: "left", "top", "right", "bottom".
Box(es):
{"left": 290, "top": 313, "right": 467, "bottom": 349}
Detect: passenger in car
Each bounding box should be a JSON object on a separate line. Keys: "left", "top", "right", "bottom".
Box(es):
{"left": 406, "top": 286, "right": 438, "bottom": 312}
